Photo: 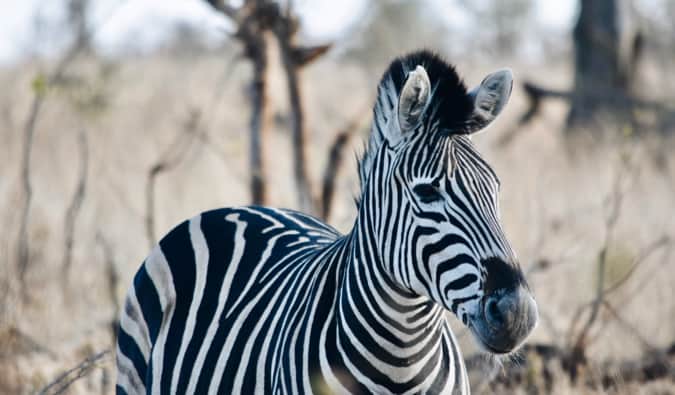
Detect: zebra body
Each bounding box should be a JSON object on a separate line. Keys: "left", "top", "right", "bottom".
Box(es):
{"left": 117, "top": 51, "right": 538, "bottom": 394}
{"left": 117, "top": 207, "right": 467, "bottom": 394}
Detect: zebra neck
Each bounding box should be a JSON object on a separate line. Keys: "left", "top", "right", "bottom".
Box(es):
{"left": 329, "top": 219, "right": 452, "bottom": 392}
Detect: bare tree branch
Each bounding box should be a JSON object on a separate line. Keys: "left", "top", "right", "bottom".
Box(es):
{"left": 600, "top": 235, "right": 672, "bottom": 298}
{"left": 563, "top": 157, "right": 634, "bottom": 381}
{"left": 247, "top": 36, "right": 271, "bottom": 205}
{"left": 97, "top": 232, "right": 120, "bottom": 341}
{"left": 566, "top": 233, "right": 672, "bottom": 348}
{"left": 292, "top": 44, "right": 332, "bottom": 67}
{"left": 16, "top": 0, "right": 127, "bottom": 296}
{"left": 207, "top": 1, "right": 351, "bottom": 214}
{"left": 0, "top": 326, "right": 57, "bottom": 360}
{"left": 61, "top": 130, "right": 88, "bottom": 286}
{"left": 17, "top": 43, "right": 85, "bottom": 295}
{"left": 599, "top": 301, "right": 657, "bottom": 351}
{"left": 496, "top": 80, "right": 675, "bottom": 147}
{"left": 145, "top": 110, "right": 201, "bottom": 247}
{"left": 470, "top": 340, "right": 675, "bottom": 391}
{"left": 207, "top": 0, "right": 275, "bottom": 205}
{"left": 38, "top": 349, "right": 111, "bottom": 395}
{"left": 205, "top": 0, "right": 240, "bottom": 21}
{"left": 273, "top": 3, "right": 331, "bottom": 214}
{"left": 281, "top": 53, "right": 313, "bottom": 212}
{"left": 320, "top": 110, "right": 369, "bottom": 220}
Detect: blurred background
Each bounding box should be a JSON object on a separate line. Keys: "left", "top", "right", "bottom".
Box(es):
{"left": 1, "top": 0, "right": 674, "bottom": 393}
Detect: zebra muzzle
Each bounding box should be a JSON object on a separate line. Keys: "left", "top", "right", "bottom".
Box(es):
{"left": 473, "top": 286, "right": 538, "bottom": 354}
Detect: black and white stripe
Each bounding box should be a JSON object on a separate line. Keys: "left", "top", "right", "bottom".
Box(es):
{"left": 117, "top": 50, "right": 536, "bottom": 394}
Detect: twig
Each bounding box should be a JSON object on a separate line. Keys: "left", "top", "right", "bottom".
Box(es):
{"left": 208, "top": 0, "right": 339, "bottom": 212}
{"left": 200, "top": 50, "right": 244, "bottom": 132}
{"left": 17, "top": 43, "right": 84, "bottom": 293}
{"left": 206, "top": 0, "right": 276, "bottom": 206}
{"left": 145, "top": 110, "right": 201, "bottom": 247}
{"left": 0, "top": 326, "right": 57, "bottom": 360}
{"left": 495, "top": 81, "right": 675, "bottom": 147}
{"left": 277, "top": 22, "right": 331, "bottom": 214}
{"left": 475, "top": 340, "right": 675, "bottom": 390}
{"left": 536, "top": 309, "right": 564, "bottom": 347}
{"left": 38, "top": 349, "right": 111, "bottom": 395}
{"left": 570, "top": 167, "right": 625, "bottom": 348}
{"left": 320, "top": 110, "right": 369, "bottom": 220}
{"left": 97, "top": 232, "right": 120, "bottom": 341}
{"left": 61, "top": 130, "right": 89, "bottom": 285}
{"left": 563, "top": 158, "right": 634, "bottom": 381}
{"left": 16, "top": 0, "right": 127, "bottom": 296}
{"left": 272, "top": 0, "right": 331, "bottom": 214}
{"left": 565, "top": 234, "right": 671, "bottom": 348}
{"left": 280, "top": 40, "right": 313, "bottom": 213}
{"left": 245, "top": 38, "right": 270, "bottom": 206}
{"left": 600, "top": 235, "right": 671, "bottom": 298}
{"left": 205, "top": 0, "right": 240, "bottom": 20}
{"left": 600, "top": 301, "right": 657, "bottom": 351}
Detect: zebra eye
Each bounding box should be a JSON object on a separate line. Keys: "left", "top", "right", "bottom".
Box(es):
{"left": 412, "top": 184, "right": 442, "bottom": 204}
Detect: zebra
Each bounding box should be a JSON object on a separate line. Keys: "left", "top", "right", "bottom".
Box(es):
{"left": 116, "top": 50, "right": 538, "bottom": 395}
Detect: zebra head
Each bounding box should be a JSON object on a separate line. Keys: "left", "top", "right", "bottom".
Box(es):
{"left": 361, "top": 51, "right": 537, "bottom": 354}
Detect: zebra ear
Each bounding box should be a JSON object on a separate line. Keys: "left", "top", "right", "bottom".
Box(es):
{"left": 466, "top": 69, "right": 513, "bottom": 134}
{"left": 398, "top": 65, "right": 431, "bottom": 135}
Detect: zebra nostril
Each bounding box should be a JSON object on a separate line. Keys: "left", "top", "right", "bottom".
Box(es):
{"left": 485, "top": 298, "right": 503, "bottom": 328}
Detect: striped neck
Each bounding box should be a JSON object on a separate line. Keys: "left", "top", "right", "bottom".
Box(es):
{"left": 325, "top": 197, "right": 458, "bottom": 393}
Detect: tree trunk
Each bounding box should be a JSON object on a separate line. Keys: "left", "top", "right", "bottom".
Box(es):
{"left": 279, "top": 41, "right": 314, "bottom": 213}
{"left": 68, "top": 0, "right": 91, "bottom": 53}
{"left": 246, "top": 32, "right": 272, "bottom": 205}
{"left": 567, "top": 0, "right": 624, "bottom": 129}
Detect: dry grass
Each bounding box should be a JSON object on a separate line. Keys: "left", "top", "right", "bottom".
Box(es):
{"left": 0, "top": 51, "right": 673, "bottom": 394}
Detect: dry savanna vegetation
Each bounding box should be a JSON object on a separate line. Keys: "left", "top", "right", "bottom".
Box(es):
{"left": 1, "top": 0, "right": 675, "bottom": 394}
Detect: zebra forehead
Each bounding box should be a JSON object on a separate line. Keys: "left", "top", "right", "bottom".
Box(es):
{"left": 407, "top": 136, "right": 501, "bottom": 188}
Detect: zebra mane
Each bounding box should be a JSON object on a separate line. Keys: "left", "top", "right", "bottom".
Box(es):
{"left": 357, "top": 50, "right": 474, "bottom": 201}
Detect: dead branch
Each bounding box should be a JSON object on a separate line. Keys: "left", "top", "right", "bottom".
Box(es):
{"left": 600, "top": 235, "right": 671, "bottom": 298}
{"left": 536, "top": 309, "right": 565, "bottom": 348}
{"left": 275, "top": 11, "right": 314, "bottom": 213}
{"left": 565, "top": 234, "right": 672, "bottom": 352}
{"left": 38, "top": 349, "right": 111, "bottom": 395}
{"left": 599, "top": 301, "right": 657, "bottom": 351}
{"left": 16, "top": 96, "right": 39, "bottom": 292}
{"left": 61, "top": 130, "right": 88, "bottom": 286}
{"left": 282, "top": 51, "right": 313, "bottom": 212}
{"left": 16, "top": 44, "right": 84, "bottom": 295}
{"left": 209, "top": 0, "right": 340, "bottom": 215}
{"left": 205, "top": 0, "right": 239, "bottom": 19}
{"left": 16, "top": 0, "right": 126, "bottom": 297}
{"left": 188, "top": 52, "right": 250, "bottom": 186}
{"left": 67, "top": 0, "right": 92, "bottom": 53}
{"left": 496, "top": 80, "right": 675, "bottom": 147}
{"left": 0, "top": 326, "right": 57, "bottom": 360}
{"left": 96, "top": 232, "right": 120, "bottom": 341}
{"left": 470, "top": 340, "right": 675, "bottom": 392}
{"left": 247, "top": 39, "right": 271, "bottom": 206}
{"left": 143, "top": 51, "right": 245, "bottom": 246}
{"left": 207, "top": 1, "right": 364, "bottom": 217}
{"left": 520, "top": 82, "right": 670, "bottom": 115}
{"left": 563, "top": 157, "right": 633, "bottom": 381}
{"left": 272, "top": 2, "right": 332, "bottom": 214}
{"left": 145, "top": 110, "right": 201, "bottom": 247}
{"left": 596, "top": 341, "right": 675, "bottom": 389}
{"left": 320, "top": 131, "right": 352, "bottom": 220}
{"left": 320, "top": 110, "right": 369, "bottom": 220}
{"left": 207, "top": 0, "right": 275, "bottom": 206}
